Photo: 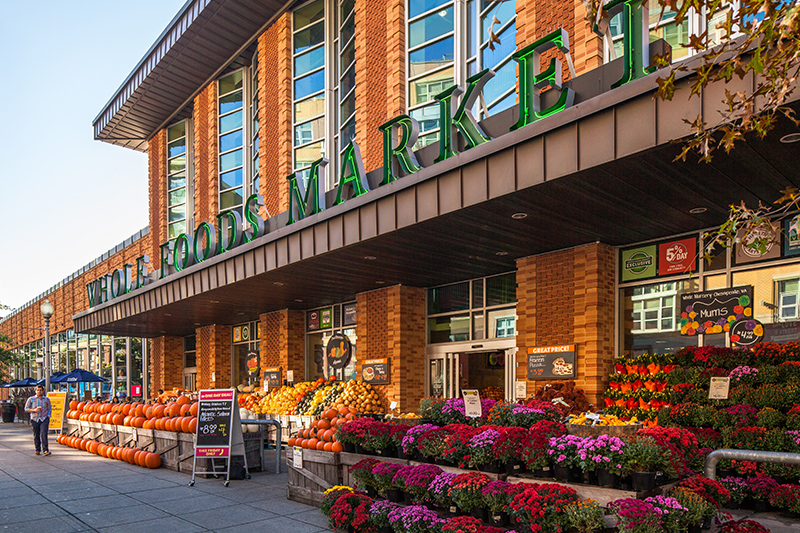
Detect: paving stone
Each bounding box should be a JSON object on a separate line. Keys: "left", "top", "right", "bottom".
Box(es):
{"left": 0, "top": 502, "right": 66, "bottom": 524}
{"left": 56, "top": 494, "right": 142, "bottom": 514}
{"left": 96, "top": 515, "right": 207, "bottom": 533}
{"left": 76, "top": 503, "right": 171, "bottom": 528}
{"left": 180, "top": 504, "right": 277, "bottom": 529}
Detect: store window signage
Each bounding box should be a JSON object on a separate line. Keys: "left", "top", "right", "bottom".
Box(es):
{"left": 527, "top": 344, "right": 576, "bottom": 379}
{"left": 785, "top": 215, "right": 800, "bottom": 257}
{"left": 679, "top": 285, "right": 753, "bottom": 336}
{"left": 621, "top": 245, "right": 657, "bottom": 281}
{"left": 658, "top": 237, "right": 697, "bottom": 276}
{"left": 735, "top": 227, "right": 780, "bottom": 264}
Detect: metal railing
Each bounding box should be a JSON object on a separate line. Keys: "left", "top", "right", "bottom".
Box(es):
{"left": 241, "top": 419, "right": 282, "bottom": 475}
{"left": 704, "top": 448, "right": 800, "bottom": 480}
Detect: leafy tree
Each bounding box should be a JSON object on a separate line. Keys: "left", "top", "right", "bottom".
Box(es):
{"left": 587, "top": 0, "right": 799, "bottom": 162}
{"left": 0, "top": 302, "right": 21, "bottom": 382}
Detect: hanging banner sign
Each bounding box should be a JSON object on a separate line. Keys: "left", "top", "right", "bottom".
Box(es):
{"left": 47, "top": 392, "right": 67, "bottom": 431}
{"left": 621, "top": 245, "right": 657, "bottom": 281}
{"left": 527, "top": 344, "right": 576, "bottom": 379}
{"left": 735, "top": 228, "right": 780, "bottom": 264}
{"left": 658, "top": 237, "right": 697, "bottom": 276}
{"left": 246, "top": 352, "right": 259, "bottom": 376}
{"left": 326, "top": 333, "right": 352, "bottom": 370}
{"left": 462, "top": 390, "right": 482, "bottom": 418}
{"left": 679, "top": 286, "right": 753, "bottom": 336}
{"left": 785, "top": 215, "right": 800, "bottom": 257}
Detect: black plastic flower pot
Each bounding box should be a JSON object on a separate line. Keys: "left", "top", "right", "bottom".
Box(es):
{"left": 343, "top": 442, "right": 355, "bottom": 453}
{"left": 386, "top": 488, "right": 403, "bottom": 503}
{"left": 504, "top": 460, "right": 523, "bottom": 476}
{"left": 397, "top": 449, "right": 413, "bottom": 460}
{"left": 354, "top": 444, "right": 368, "bottom": 455}
{"left": 478, "top": 462, "right": 502, "bottom": 473}
{"left": 488, "top": 512, "right": 508, "bottom": 527}
{"left": 366, "top": 486, "right": 378, "bottom": 498}
{"left": 469, "top": 507, "right": 487, "bottom": 521}
{"left": 554, "top": 464, "right": 571, "bottom": 482}
{"left": 582, "top": 470, "right": 597, "bottom": 485}
{"left": 531, "top": 467, "right": 545, "bottom": 478}
{"left": 568, "top": 466, "right": 583, "bottom": 483}
{"left": 597, "top": 468, "right": 620, "bottom": 489}
{"left": 631, "top": 471, "right": 656, "bottom": 492}
{"left": 402, "top": 491, "right": 414, "bottom": 505}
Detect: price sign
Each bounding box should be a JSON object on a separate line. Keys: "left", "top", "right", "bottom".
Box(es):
{"left": 462, "top": 389, "right": 482, "bottom": 418}
{"left": 47, "top": 392, "right": 67, "bottom": 432}
{"left": 361, "top": 358, "right": 390, "bottom": 384}
{"left": 132, "top": 428, "right": 138, "bottom": 442}
{"left": 263, "top": 367, "right": 282, "bottom": 389}
{"left": 515, "top": 381, "right": 527, "bottom": 399}
{"left": 286, "top": 370, "right": 294, "bottom": 382}
{"left": 389, "top": 401, "right": 398, "bottom": 411}
{"left": 709, "top": 377, "right": 731, "bottom": 400}
{"left": 527, "top": 345, "right": 576, "bottom": 379}
{"left": 293, "top": 446, "right": 303, "bottom": 469}
{"left": 195, "top": 389, "right": 236, "bottom": 457}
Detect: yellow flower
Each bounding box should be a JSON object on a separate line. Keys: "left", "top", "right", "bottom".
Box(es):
{"left": 325, "top": 485, "right": 353, "bottom": 495}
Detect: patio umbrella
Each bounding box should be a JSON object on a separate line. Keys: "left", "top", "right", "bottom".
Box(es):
{"left": 56, "top": 369, "right": 108, "bottom": 384}
{"left": 8, "top": 377, "right": 38, "bottom": 387}
{"left": 33, "top": 372, "right": 66, "bottom": 387}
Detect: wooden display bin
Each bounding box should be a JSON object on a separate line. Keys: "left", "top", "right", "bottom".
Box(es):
{"left": 287, "top": 448, "right": 343, "bottom": 506}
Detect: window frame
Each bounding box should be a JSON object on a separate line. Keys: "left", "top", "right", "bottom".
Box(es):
{"left": 166, "top": 119, "right": 193, "bottom": 240}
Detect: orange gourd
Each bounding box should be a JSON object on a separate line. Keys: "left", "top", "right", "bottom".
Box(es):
{"left": 188, "top": 417, "right": 197, "bottom": 434}
{"left": 144, "top": 452, "right": 161, "bottom": 469}
{"left": 189, "top": 402, "right": 198, "bottom": 417}
{"left": 176, "top": 396, "right": 190, "bottom": 406}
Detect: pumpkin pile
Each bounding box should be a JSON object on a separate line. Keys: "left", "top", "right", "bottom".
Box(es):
{"left": 286, "top": 406, "right": 353, "bottom": 452}
{"left": 56, "top": 434, "right": 161, "bottom": 468}
{"left": 66, "top": 396, "right": 198, "bottom": 433}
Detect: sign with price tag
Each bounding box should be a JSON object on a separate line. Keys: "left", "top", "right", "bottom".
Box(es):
{"left": 190, "top": 389, "right": 248, "bottom": 485}
{"left": 462, "top": 389, "right": 482, "bottom": 418}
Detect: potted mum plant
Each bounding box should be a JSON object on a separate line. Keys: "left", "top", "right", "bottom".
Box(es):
{"left": 328, "top": 492, "right": 375, "bottom": 533}
{"left": 392, "top": 465, "right": 417, "bottom": 504}
{"left": 349, "top": 458, "right": 380, "bottom": 495}
{"left": 522, "top": 420, "right": 565, "bottom": 477}
{"left": 481, "top": 479, "right": 513, "bottom": 527}
{"left": 417, "top": 427, "right": 452, "bottom": 463}
{"left": 621, "top": 436, "right": 665, "bottom": 492}
{"left": 565, "top": 498, "right": 605, "bottom": 533}
{"left": 492, "top": 426, "right": 527, "bottom": 475}
{"left": 466, "top": 428, "right": 501, "bottom": 472}
{"left": 746, "top": 476, "right": 778, "bottom": 512}
{"left": 372, "top": 462, "right": 404, "bottom": 501}
{"left": 370, "top": 500, "right": 401, "bottom": 533}
{"left": 403, "top": 464, "right": 443, "bottom": 504}
{"left": 645, "top": 495, "right": 688, "bottom": 533}
{"left": 428, "top": 471, "right": 457, "bottom": 515}
{"left": 608, "top": 498, "right": 663, "bottom": 533}
{"left": 448, "top": 472, "right": 491, "bottom": 519}
{"left": 387, "top": 505, "right": 443, "bottom": 533}
{"left": 399, "top": 423, "right": 437, "bottom": 460}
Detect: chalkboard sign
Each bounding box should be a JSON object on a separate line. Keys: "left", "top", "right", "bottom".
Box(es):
{"left": 195, "top": 389, "right": 236, "bottom": 456}
{"left": 679, "top": 286, "right": 753, "bottom": 336}
{"left": 264, "top": 367, "right": 282, "bottom": 389}
{"left": 326, "top": 333, "right": 352, "bottom": 370}
{"left": 361, "top": 358, "right": 390, "bottom": 384}
{"left": 730, "top": 319, "right": 765, "bottom": 346}
{"left": 527, "top": 345, "right": 576, "bottom": 379}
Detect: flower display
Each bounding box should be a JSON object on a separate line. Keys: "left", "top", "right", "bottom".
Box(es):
{"left": 402, "top": 464, "right": 443, "bottom": 502}
{"left": 440, "top": 424, "right": 478, "bottom": 466}
{"left": 718, "top": 519, "right": 772, "bottom": 533}
{"left": 328, "top": 492, "right": 374, "bottom": 532}
{"left": 547, "top": 434, "right": 586, "bottom": 469}
{"left": 620, "top": 436, "right": 668, "bottom": 474}
{"left": 637, "top": 426, "right": 698, "bottom": 477}
{"left": 369, "top": 499, "right": 401, "bottom": 529}
{"left": 440, "top": 515, "right": 483, "bottom": 533}
{"left": 644, "top": 495, "right": 687, "bottom": 533}
{"left": 336, "top": 417, "right": 383, "bottom": 446}
{"left": 729, "top": 365, "right": 759, "bottom": 384}
{"left": 745, "top": 475, "right": 778, "bottom": 502}
{"left": 448, "top": 472, "right": 491, "bottom": 512}
{"left": 417, "top": 427, "right": 452, "bottom": 458}
{"left": 564, "top": 498, "right": 605, "bottom": 533}
{"left": 678, "top": 475, "right": 731, "bottom": 509}
{"left": 321, "top": 485, "right": 354, "bottom": 517}
{"left": 508, "top": 483, "right": 579, "bottom": 533}
{"left": 492, "top": 426, "right": 528, "bottom": 464}
{"left": 670, "top": 486, "right": 715, "bottom": 522}
{"left": 466, "top": 428, "right": 500, "bottom": 468}
{"left": 371, "top": 462, "right": 403, "bottom": 492}
{"left": 400, "top": 423, "right": 438, "bottom": 455}
{"left": 480, "top": 479, "right": 513, "bottom": 514}
{"left": 768, "top": 484, "right": 800, "bottom": 513}
{"left": 387, "top": 504, "right": 443, "bottom": 533}
{"left": 428, "top": 471, "right": 457, "bottom": 508}
{"left": 719, "top": 476, "right": 748, "bottom": 504}
{"left": 509, "top": 405, "right": 555, "bottom": 427}
{"left": 608, "top": 498, "right": 662, "bottom": 533}
{"left": 391, "top": 465, "right": 417, "bottom": 492}
{"left": 787, "top": 429, "right": 800, "bottom": 451}
{"left": 522, "top": 420, "right": 566, "bottom": 470}
{"left": 349, "top": 457, "right": 380, "bottom": 490}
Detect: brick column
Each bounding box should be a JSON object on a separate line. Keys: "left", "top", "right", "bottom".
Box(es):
{"left": 196, "top": 325, "right": 232, "bottom": 389}
{"left": 149, "top": 336, "right": 183, "bottom": 392}
{"left": 147, "top": 130, "right": 167, "bottom": 270}
{"left": 356, "top": 285, "right": 425, "bottom": 413}
{"left": 193, "top": 83, "right": 219, "bottom": 226}
{"left": 515, "top": 243, "right": 616, "bottom": 406}
{"left": 259, "top": 309, "right": 306, "bottom": 382}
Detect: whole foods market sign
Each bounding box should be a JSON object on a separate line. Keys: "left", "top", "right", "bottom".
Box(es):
{"left": 87, "top": 0, "right": 660, "bottom": 307}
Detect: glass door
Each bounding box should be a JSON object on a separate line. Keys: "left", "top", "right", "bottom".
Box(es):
{"left": 427, "top": 352, "right": 460, "bottom": 398}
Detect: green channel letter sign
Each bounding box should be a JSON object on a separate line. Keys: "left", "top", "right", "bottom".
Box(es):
{"left": 86, "top": 4, "right": 659, "bottom": 308}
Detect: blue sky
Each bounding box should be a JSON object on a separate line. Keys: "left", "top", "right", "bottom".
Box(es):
{"left": 0, "top": 1, "right": 186, "bottom": 314}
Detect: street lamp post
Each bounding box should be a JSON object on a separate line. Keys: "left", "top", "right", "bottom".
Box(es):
{"left": 40, "top": 299, "right": 54, "bottom": 392}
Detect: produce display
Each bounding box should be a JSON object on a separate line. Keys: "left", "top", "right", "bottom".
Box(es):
{"left": 479, "top": 386, "right": 504, "bottom": 401}
{"left": 566, "top": 412, "right": 640, "bottom": 426}
{"left": 154, "top": 388, "right": 196, "bottom": 404}
{"left": 287, "top": 407, "right": 348, "bottom": 452}
{"left": 242, "top": 377, "right": 385, "bottom": 416}
{"left": 56, "top": 434, "right": 161, "bottom": 469}
{"left": 66, "top": 397, "right": 198, "bottom": 433}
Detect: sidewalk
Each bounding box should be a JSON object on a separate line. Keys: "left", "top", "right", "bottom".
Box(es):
{"left": 0, "top": 422, "right": 331, "bottom": 532}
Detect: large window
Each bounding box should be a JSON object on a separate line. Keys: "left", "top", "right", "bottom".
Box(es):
{"left": 250, "top": 55, "right": 260, "bottom": 198}
{"left": 306, "top": 302, "right": 357, "bottom": 381}
{"left": 631, "top": 282, "right": 678, "bottom": 333}
{"left": 232, "top": 322, "right": 260, "bottom": 389}
{"left": 218, "top": 71, "right": 245, "bottom": 216}
{"left": 167, "top": 121, "right": 190, "bottom": 239}
{"left": 407, "top": 0, "right": 517, "bottom": 148}
{"left": 427, "top": 272, "right": 517, "bottom": 344}
{"left": 779, "top": 279, "right": 800, "bottom": 320}
{"left": 292, "top": 0, "right": 356, "bottom": 190}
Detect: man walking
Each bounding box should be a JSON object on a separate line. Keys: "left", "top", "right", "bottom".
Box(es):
{"left": 25, "top": 385, "right": 52, "bottom": 456}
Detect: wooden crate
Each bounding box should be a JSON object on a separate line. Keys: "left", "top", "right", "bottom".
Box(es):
{"left": 287, "top": 448, "right": 342, "bottom": 506}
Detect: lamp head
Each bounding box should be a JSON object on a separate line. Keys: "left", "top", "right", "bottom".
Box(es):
{"left": 40, "top": 299, "right": 54, "bottom": 319}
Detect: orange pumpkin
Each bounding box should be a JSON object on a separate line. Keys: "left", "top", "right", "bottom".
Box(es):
{"left": 134, "top": 405, "right": 144, "bottom": 418}
{"left": 287, "top": 437, "right": 297, "bottom": 447}
{"left": 176, "top": 396, "right": 190, "bottom": 406}
{"left": 167, "top": 403, "right": 181, "bottom": 418}
{"left": 153, "top": 404, "right": 166, "bottom": 418}
{"left": 188, "top": 417, "right": 197, "bottom": 434}
{"left": 179, "top": 404, "right": 191, "bottom": 417}
{"left": 69, "top": 400, "right": 79, "bottom": 410}
{"left": 189, "top": 402, "right": 198, "bottom": 417}
{"left": 316, "top": 440, "right": 326, "bottom": 451}
{"left": 180, "top": 417, "right": 192, "bottom": 433}
{"left": 323, "top": 442, "right": 333, "bottom": 452}
{"left": 144, "top": 405, "right": 154, "bottom": 419}
{"left": 145, "top": 452, "right": 162, "bottom": 469}
{"left": 331, "top": 442, "right": 344, "bottom": 453}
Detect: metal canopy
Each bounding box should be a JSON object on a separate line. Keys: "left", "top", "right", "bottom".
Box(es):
{"left": 74, "top": 72, "right": 800, "bottom": 338}
{"left": 92, "top": 0, "right": 289, "bottom": 151}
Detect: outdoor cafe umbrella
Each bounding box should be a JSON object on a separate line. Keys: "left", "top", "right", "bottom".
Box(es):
{"left": 8, "top": 377, "right": 38, "bottom": 387}
{"left": 54, "top": 369, "right": 108, "bottom": 384}
{"left": 34, "top": 372, "right": 65, "bottom": 387}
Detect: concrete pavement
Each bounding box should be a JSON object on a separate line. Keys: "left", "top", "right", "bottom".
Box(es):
{"left": 0, "top": 422, "right": 332, "bottom": 532}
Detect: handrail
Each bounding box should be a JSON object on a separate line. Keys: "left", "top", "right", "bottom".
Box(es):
{"left": 704, "top": 448, "right": 800, "bottom": 480}
{"left": 241, "top": 419, "right": 282, "bottom": 475}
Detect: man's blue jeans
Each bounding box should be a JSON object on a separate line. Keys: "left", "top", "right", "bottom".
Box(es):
{"left": 31, "top": 418, "right": 49, "bottom": 452}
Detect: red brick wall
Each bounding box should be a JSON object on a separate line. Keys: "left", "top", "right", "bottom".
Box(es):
{"left": 196, "top": 324, "right": 232, "bottom": 389}
{"left": 356, "top": 285, "right": 425, "bottom": 413}
{"left": 148, "top": 129, "right": 168, "bottom": 270}
{"left": 259, "top": 14, "right": 293, "bottom": 215}
{"left": 150, "top": 336, "right": 183, "bottom": 392}
{"left": 515, "top": 243, "right": 616, "bottom": 405}
{"left": 258, "top": 309, "right": 306, "bottom": 382}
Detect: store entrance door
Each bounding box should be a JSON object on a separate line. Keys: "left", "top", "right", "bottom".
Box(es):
{"left": 426, "top": 339, "right": 516, "bottom": 400}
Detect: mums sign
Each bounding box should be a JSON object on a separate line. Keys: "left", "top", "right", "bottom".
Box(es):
{"left": 87, "top": 2, "right": 658, "bottom": 307}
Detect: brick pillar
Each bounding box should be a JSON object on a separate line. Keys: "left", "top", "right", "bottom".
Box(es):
{"left": 356, "top": 285, "right": 425, "bottom": 413}
{"left": 259, "top": 309, "right": 306, "bottom": 382}
{"left": 196, "top": 325, "right": 232, "bottom": 389}
{"left": 354, "top": 0, "right": 405, "bottom": 172}
{"left": 150, "top": 336, "right": 183, "bottom": 392}
{"left": 148, "top": 130, "right": 167, "bottom": 271}
{"left": 193, "top": 82, "right": 219, "bottom": 226}
{"left": 515, "top": 243, "right": 616, "bottom": 406}
{"left": 259, "top": 14, "right": 293, "bottom": 216}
